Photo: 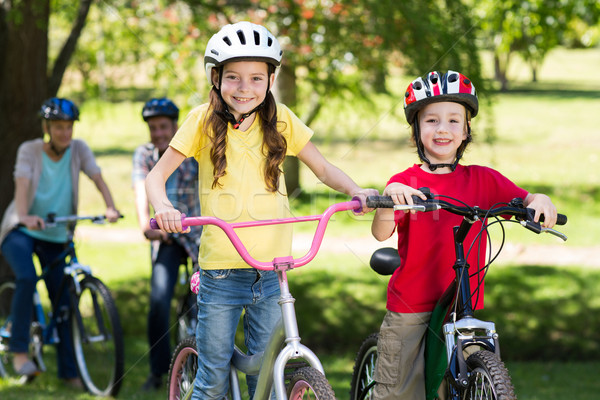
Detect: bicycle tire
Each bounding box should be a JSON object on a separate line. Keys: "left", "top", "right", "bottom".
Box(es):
{"left": 174, "top": 291, "right": 197, "bottom": 346}
{"left": 461, "top": 350, "right": 515, "bottom": 400}
{"left": 287, "top": 366, "right": 336, "bottom": 400}
{"left": 71, "top": 276, "right": 124, "bottom": 396}
{"left": 349, "top": 333, "right": 379, "bottom": 400}
{"left": 168, "top": 336, "right": 198, "bottom": 400}
{"left": 0, "top": 280, "right": 16, "bottom": 378}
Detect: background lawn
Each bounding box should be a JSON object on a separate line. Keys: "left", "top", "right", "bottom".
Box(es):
{"left": 1, "top": 47, "right": 599, "bottom": 398}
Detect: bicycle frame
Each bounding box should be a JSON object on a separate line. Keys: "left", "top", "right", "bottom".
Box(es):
{"left": 158, "top": 199, "right": 362, "bottom": 400}
{"left": 365, "top": 192, "right": 567, "bottom": 400}
{"left": 425, "top": 217, "right": 501, "bottom": 398}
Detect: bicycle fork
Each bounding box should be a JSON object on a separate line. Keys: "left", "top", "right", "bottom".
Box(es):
{"left": 444, "top": 317, "right": 500, "bottom": 389}
{"left": 235, "top": 264, "right": 326, "bottom": 400}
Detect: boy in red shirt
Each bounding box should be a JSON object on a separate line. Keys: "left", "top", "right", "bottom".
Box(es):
{"left": 370, "top": 70, "right": 557, "bottom": 399}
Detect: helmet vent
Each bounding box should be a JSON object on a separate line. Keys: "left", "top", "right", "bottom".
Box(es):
{"left": 211, "top": 49, "right": 219, "bottom": 56}
{"left": 448, "top": 73, "right": 458, "bottom": 83}
{"left": 237, "top": 30, "right": 246, "bottom": 44}
{"left": 223, "top": 37, "right": 232, "bottom": 46}
{"left": 267, "top": 37, "right": 273, "bottom": 47}
{"left": 253, "top": 30, "right": 260, "bottom": 45}
{"left": 414, "top": 81, "right": 422, "bottom": 90}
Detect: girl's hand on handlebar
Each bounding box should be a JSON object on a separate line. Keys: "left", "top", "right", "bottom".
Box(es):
{"left": 383, "top": 183, "right": 427, "bottom": 214}
{"left": 153, "top": 207, "right": 190, "bottom": 233}
{"left": 19, "top": 215, "right": 45, "bottom": 230}
{"left": 353, "top": 188, "right": 380, "bottom": 214}
{"left": 525, "top": 193, "right": 557, "bottom": 228}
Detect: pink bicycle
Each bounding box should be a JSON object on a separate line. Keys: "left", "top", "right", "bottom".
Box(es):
{"left": 153, "top": 199, "right": 363, "bottom": 400}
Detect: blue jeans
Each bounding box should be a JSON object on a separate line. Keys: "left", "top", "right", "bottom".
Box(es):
{"left": 0, "top": 229, "right": 78, "bottom": 379}
{"left": 148, "top": 241, "right": 187, "bottom": 377}
{"left": 192, "top": 268, "right": 281, "bottom": 400}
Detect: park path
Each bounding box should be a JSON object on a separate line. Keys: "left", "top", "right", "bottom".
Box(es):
{"left": 76, "top": 225, "right": 600, "bottom": 268}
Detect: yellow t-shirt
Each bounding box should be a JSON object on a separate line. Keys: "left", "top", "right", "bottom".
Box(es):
{"left": 170, "top": 103, "right": 313, "bottom": 269}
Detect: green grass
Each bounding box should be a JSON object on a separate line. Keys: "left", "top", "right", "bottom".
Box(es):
{"left": 2, "top": 47, "right": 599, "bottom": 397}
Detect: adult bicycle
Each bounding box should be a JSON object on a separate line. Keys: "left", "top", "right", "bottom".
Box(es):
{"left": 350, "top": 189, "right": 567, "bottom": 400}
{"left": 0, "top": 214, "right": 125, "bottom": 396}
{"left": 153, "top": 199, "right": 365, "bottom": 400}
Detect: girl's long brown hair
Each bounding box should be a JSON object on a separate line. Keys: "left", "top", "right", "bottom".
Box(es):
{"left": 204, "top": 73, "right": 287, "bottom": 192}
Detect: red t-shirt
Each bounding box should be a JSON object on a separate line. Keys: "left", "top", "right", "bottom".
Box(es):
{"left": 386, "top": 164, "right": 528, "bottom": 313}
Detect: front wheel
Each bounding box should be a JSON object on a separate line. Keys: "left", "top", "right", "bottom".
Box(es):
{"left": 460, "top": 350, "right": 515, "bottom": 400}
{"left": 71, "top": 276, "right": 124, "bottom": 396}
{"left": 168, "top": 336, "right": 198, "bottom": 400}
{"left": 0, "top": 280, "right": 16, "bottom": 378}
{"left": 350, "top": 333, "right": 379, "bottom": 400}
{"left": 287, "top": 366, "right": 336, "bottom": 400}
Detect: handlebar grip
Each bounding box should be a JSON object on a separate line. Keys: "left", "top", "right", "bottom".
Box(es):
{"left": 556, "top": 213, "right": 567, "bottom": 225}
{"left": 366, "top": 196, "right": 395, "bottom": 208}
{"left": 149, "top": 214, "right": 188, "bottom": 230}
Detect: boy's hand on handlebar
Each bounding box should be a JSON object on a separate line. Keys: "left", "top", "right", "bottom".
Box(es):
{"left": 105, "top": 207, "right": 121, "bottom": 223}
{"left": 353, "top": 188, "right": 380, "bottom": 214}
{"left": 153, "top": 207, "right": 190, "bottom": 233}
{"left": 383, "top": 183, "right": 427, "bottom": 213}
{"left": 525, "top": 193, "right": 557, "bottom": 228}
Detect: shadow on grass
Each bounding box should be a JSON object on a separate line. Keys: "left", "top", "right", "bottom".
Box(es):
{"left": 105, "top": 262, "right": 600, "bottom": 365}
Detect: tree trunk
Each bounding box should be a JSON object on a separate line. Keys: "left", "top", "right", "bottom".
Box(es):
{"left": 273, "top": 63, "right": 301, "bottom": 196}
{"left": 0, "top": 0, "right": 50, "bottom": 279}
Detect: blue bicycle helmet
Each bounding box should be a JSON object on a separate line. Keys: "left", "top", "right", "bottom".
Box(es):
{"left": 40, "top": 98, "right": 80, "bottom": 121}
{"left": 142, "top": 98, "right": 179, "bottom": 121}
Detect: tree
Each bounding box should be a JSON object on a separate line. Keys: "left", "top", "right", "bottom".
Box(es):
{"left": 181, "top": 0, "right": 483, "bottom": 192}
{"left": 475, "top": 0, "right": 600, "bottom": 90}
{"left": 0, "top": 0, "right": 92, "bottom": 277}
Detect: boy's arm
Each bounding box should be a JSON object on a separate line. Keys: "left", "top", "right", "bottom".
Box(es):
{"left": 371, "top": 182, "right": 427, "bottom": 241}
{"left": 524, "top": 193, "right": 557, "bottom": 228}
{"left": 90, "top": 173, "right": 120, "bottom": 222}
{"left": 296, "top": 141, "right": 378, "bottom": 210}
{"left": 145, "top": 146, "right": 187, "bottom": 232}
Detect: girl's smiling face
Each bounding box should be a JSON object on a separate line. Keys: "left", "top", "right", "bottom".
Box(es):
{"left": 418, "top": 101, "right": 469, "bottom": 166}
{"left": 213, "top": 61, "right": 275, "bottom": 121}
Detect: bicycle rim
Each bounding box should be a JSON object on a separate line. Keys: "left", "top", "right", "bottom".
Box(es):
{"left": 0, "top": 281, "right": 16, "bottom": 378}
{"left": 71, "top": 276, "right": 124, "bottom": 396}
{"left": 168, "top": 337, "right": 198, "bottom": 400}
{"left": 350, "top": 333, "right": 379, "bottom": 400}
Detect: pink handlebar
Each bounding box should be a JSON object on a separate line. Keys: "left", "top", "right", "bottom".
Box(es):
{"left": 150, "top": 199, "right": 362, "bottom": 270}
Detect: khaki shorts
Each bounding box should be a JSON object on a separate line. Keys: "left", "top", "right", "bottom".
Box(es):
{"left": 373, "top": 310, "right": 432, "bottom": 400}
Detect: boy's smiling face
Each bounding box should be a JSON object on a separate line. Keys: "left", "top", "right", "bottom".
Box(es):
{"left": 418, "top": 101, "right": 469, "bottom": 167}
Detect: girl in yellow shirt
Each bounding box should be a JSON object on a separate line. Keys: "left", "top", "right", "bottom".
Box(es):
{"left": 146, "top": 21, "right": 376, "bottom": 399}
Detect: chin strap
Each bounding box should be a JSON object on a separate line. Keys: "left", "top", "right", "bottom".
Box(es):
{"left": 413, "top": 117, "right": 464, "bottom": 172}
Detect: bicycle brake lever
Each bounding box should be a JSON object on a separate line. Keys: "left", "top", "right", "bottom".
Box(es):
{"left": 394, "top": 204, "right": 426, "bottom": 212}
{"left": 541, "top": 227, "right": 568, "bottom": 242}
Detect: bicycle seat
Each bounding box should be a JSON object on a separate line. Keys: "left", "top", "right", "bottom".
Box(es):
{"left": 369, "top": 247, "right": 401, "bottom": 276}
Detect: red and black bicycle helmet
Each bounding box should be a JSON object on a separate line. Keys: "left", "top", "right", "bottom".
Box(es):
{"left": 403, "top": 70, "right": 478, "bottom": 171}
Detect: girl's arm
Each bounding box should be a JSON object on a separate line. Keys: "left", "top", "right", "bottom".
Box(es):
{"left": 524, "top": 192, "right": 557, "bottom": 228}
{"left": 134, "top": 180, "right": 168, "bottom": 242}
{"left": 90, "top": 173, "right": 121, "bottom": 222}
{"left": 145, "top": 146, "right": 187, "bottom": 233}
{"left": 296, "top": 141, "right": 378, "bottom": 210}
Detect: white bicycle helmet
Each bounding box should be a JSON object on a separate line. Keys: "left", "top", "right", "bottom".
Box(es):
{"left": 204, "top": 21, "right": 283, "bottom": 85}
